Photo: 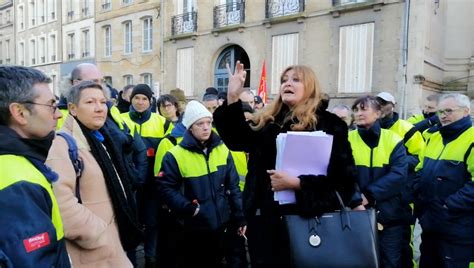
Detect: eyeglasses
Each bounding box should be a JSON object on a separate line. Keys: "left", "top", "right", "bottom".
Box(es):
{"left": 21, "top": 101, "right": 59, "bottom": 114}
{"left": 436, "top": 108, "right": 461, "bottom": 116}
{"left": 75, "top": 78, "right": 107, "bottom": 84}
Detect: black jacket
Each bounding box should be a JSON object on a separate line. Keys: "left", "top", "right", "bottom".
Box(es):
{"left": 214, "top": 100, "right": 359, "bottom": 218}
{"left": 158, "top": 130, "right": 245, "bottom": 231}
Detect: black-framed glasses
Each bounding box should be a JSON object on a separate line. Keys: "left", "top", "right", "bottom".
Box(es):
{"left": 436, "top": 108, "right": 461, "bottom": 116}
{"left": 21, "top": 101, "right": 59, "bottom": 114}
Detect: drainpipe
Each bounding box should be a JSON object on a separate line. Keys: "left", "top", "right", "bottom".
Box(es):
{"left": 160, "top": 0, "right": 165, "bottom": 93}
{"left": 401, "top": 0, "right": 410, "bottom": 118}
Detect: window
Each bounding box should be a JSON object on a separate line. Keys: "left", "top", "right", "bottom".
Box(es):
{"left": 178, "top": 0, "right": 194, "bottom": 14}
{"left": 123, "top": 75, "right": 133, "bottom": 86}
{"left": 143, "top": 17, "right": 153, "bottom": 52}
{"left": 67, "top": 33, "right": 75, "bottom": 60}
{"left": 5, "top": 40, "right": 10, "bottom": 62}
{"left": 123, "top": 21, "right": 132, "bottom": 54}
{"left": 50, "top": 74, "right": 57, "bottom": 96}
{"left": 271, "top": 33, "right": 298, "bottom": 94}
{"left": 102, "top": 0, "right": 111, "bottom": 10}
{"left": 176, "top": 47, "right": 194, "bottom": 96}
{"left": 104, "top": 26, "right": 112, "bottom": 57}
{"left": 82, "top": 29, "right": 90, "bottom": 58}
{"left": 38, "top": 0, "right": 45, "bottom": 23}
{"left": 18, "top": 5, "right": 25, "bottom": 30}
{"left": 67, "top": 0, "right": 74, "bottom": 21}
{"left": 18, "top": 42, "right": 25, "bottom": 65}
{"left": 30, "top": 39, "right": 37, "bottom": 65}
{"left": 82, "top": 0, "right": 90, "bottom": 17}
{"left": 0, "top": 13, "right": 3, "bottom": 25}
{"left": 48, "top": 0, "right": 56, "bottom": 20}
{"left": 338, "top": 23, "right": 374, "bottom": 93}
{"left": 6, "top": 10, "right": 11, "bottom": 23}
{"left": 39, "top": 37, "right": 46, "bottom": 63}
{"left": 104, "top": 76, "right": 113, "bottom": 85}
{"left": 29, "top": 1, "right": 36, "bottom": 27}
{"left": 49, "top": 34, "right": 57, "bottom": 61}
{"left": 122, "top": 0, "right": 133, "bottom": 5}
{"left": 142, "top": 73, "right": 153, "bottom": 87}
{"left": 0, "top": 42, "right": 3, "bottom": 62}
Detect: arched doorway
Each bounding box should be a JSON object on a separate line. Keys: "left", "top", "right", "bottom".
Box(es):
{"left": 214, "top": 45, "right": 250, "bottom": 93}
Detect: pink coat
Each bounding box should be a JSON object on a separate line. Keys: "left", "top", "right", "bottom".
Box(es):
{"left": 46, "top": 115, "right": 132, "bottom": 268}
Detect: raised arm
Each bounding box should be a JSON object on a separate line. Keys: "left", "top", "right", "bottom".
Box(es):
{"left": 226, "top": 61, "right": 247, "bottom": 105}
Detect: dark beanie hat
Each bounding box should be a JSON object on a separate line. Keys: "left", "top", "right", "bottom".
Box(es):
{"left": 131, "top": 84, "right": 153, "bottom": 101}
{"left": 204, "top": 87, "right": 218, "bottom": 96}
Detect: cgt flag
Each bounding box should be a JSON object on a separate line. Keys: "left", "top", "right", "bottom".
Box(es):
{"left": 257, "top": 61, "right": 267, "bottom": 103}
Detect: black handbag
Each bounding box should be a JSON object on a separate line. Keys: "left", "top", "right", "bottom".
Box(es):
{"left": 283, "top": 192, "right": 379, "bottom": 268}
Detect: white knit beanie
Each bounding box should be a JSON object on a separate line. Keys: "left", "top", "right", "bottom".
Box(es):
{"left": 182, "top": 100, "right": 213, "bottom": 129}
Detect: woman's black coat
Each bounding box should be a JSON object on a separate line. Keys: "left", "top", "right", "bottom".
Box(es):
{"left": 213, "top": 100, "right": 360, "bottom": 218}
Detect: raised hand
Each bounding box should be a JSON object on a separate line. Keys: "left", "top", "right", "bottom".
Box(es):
{"left": 226, "top": 61, "right": 247, "bottom": 104}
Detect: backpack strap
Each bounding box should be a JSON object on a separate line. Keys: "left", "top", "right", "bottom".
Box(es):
{"left": 166, "top": 135, "right": 177, "bottom": 146}
{"left": 57, "top": 131, "right": 84, "bottom": 204}
{"left": 403, "top": 126, "right": 418, "bottom": 144}
{"left": 164, "top": 120, "right": 171, "bottom": 134}
{"left": 464, "top": 142, "right": 473, "bottom": 165}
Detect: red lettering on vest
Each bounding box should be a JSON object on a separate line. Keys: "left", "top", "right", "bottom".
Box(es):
{"left": 23, "top": 232, "right": 50, "bottom": 253}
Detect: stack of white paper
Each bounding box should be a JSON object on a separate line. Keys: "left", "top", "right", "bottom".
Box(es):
{"left": 274, "top": 131, "right": 333, "bottom": 204}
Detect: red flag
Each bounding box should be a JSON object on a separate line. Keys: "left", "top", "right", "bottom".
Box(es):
{"left": 257, "top": 61, "right": 267, "bottom": 103}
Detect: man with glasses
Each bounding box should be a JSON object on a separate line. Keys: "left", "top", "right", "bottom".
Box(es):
{"left": 0, "top": 66, "right": 70, "bottom": 267}
{"left": 414, "top": 93, "right": 474, "bottom": 268}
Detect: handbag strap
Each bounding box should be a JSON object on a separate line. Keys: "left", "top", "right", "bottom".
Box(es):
{"left": 334, "top": 191, "right": 348, "bottom": 211}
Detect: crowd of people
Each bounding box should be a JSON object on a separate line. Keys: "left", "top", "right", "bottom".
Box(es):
{"left": 0, "top": 62, "right": 472, "bottom": 268}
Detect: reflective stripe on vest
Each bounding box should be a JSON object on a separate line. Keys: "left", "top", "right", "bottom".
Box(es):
{"left": 348, "top": 129, "right": 402, "bottom": 168}
{"left": 230, "top": 151, "right": 247, "bottom": 191}
{"left": 390, "top": 119, "right": 424, "bottom": 156}
{"left": 169, "top": 143, "right": 229, "bottom": 178}
{"left": 56, "top": 109, "right": 69, "bottom": 130}
{"left": 121, "top": 112, "right": 171, "bottom": 138}
{"left": 407, "top": 114, "right": 425, "bottom": 125}
{"left": 0, "top": 155, "right": 65, "bottom": 240}
{"left": 422, "top": 127, "right": 474, "bottom": 174}
{"left": 109, "top": 106, "right": 125, "bottom": 130}
{"left": 154, "top": 136, "right": 183, "bottom": 176}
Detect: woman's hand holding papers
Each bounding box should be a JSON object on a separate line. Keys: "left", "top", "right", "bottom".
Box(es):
{"left": 267, "top": 170, "right": 301, "bottom": 191}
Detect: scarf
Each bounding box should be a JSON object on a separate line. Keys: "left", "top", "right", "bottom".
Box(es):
{"left": 76, "top": 119, "right": 143, "bottom": 250}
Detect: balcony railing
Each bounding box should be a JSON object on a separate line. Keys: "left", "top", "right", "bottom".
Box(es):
{"left": 333, "top": 0, "right": 371, "bottom": 6}
{"left": 171, "top": 11, "right": 197, "bottom": 36}
{"left": 266, "top": 0, "right": 304, "bottom": 19}
{"left": 213, "top": 1, "right": 245, "bottom": 28}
